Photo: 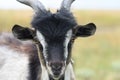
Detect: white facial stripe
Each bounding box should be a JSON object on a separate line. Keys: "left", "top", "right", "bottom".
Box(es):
{"left": 65, "top": 62, "right": 75, "bottom": 80}
{"left": 36, "top": 31, "right": 47, "bottom": 58}
{"left": 46, "top": 63, "right": 54, "bottom": 78}
{"left": 40, "top": 65, "right": 49, "bottom": 80}
{"left": 64, "top": 29, "right": 72, "bottom": 59}
{"left": 37, "top": 31, "right": 49, "bottom": 80}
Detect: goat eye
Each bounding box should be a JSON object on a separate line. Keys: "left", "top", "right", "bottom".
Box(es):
{"left": 39, "top": 44, "right": 43, "bottom": 51}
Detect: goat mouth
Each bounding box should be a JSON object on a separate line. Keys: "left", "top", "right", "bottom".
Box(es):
{"left": 51, "top": 72, "right": 62, "bottom": 79}
{"left": 48, "top": 69, "right": 63, "bottom": 79}
{"left": 50, "top": 74, "right": 63, "bottom": 80}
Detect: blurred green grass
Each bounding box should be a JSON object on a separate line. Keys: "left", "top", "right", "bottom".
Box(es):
{"left": 0, "top": 10, "right": 120, "bottom": 80}
{"left": 0, "top": 10, "right": 32, "bottom": 32}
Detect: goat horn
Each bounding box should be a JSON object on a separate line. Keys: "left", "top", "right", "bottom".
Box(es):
{"left": 60, "top": 0, "right": 75, "bottom": 11}
{"left": 17, "top": 0, "right": 47, "bottom": 13}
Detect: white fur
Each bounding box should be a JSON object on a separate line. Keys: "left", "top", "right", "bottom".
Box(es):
{"left": 37, "top": 31, "right": 49, "bottom": 80}
{"left": 0, "top": 46, "right": 29, "bottom": 80}
{"left": 65, "top": 63, "right": 75, "bottom": 80}
{"left": 37, "top": 31, "right": 48, "bottom": 59}
{"left": 64, "top": 29, "right": 72, "bottom": 59}
{"left": 40, "top": 66, "right": 49, "bottom": 80}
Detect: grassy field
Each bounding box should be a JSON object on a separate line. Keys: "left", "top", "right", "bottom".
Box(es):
{"left": 0, "top": 10, "right": 120, "bottom": 80}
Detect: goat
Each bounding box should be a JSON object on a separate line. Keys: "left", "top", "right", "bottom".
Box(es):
{"left": 0, "top": 0, "right": 96, "bottom": 80}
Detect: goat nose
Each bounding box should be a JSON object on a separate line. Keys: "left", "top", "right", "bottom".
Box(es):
{"left": 49, "top": 62, "right": 64, "bottom": 76}
{"left": 52, "top": 64, "right": 62, "bottom": 70}
{"left": 49, "top": 62, "right": 63, "bottom": 70}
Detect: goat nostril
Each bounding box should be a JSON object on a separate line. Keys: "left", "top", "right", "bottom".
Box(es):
{"left": 48, "top": 62, "right": 64, "bottom": 76}
{"left": 52, "top": 65, "right": 62, "bottom": 70}
{"left": 48, "top": 62, "right": 64, "bottom": 71}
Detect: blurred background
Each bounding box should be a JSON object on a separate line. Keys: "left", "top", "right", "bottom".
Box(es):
{"left": 0, "top": 0, "right": 120, "bottom": 80}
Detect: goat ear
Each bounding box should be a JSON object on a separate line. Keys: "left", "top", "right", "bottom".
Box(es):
{"left": 75, "top": 23, "right": 96, "bottom": 37}
{"left": 12, "top": 24, "right": 35, "bottom": 40}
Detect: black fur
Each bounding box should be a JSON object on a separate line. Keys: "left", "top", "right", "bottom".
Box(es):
{"left": 28, "top": 45, "right": 41, "bottom": 80}
{"left": 75, "top": 23, "right": 96, "bottom": 37}
{"left": 12, "top": 25, "right": 35, "bottom": 40}
{"left": 31, "top": 10, "right": 77, "bottom": 38}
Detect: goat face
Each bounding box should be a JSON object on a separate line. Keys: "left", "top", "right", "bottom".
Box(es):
{"left": 12, "top": 22, "right": 96, "bottom": 79}
{"left": 12, "top": 0, "right": 96, "bottom": 79}
{"left": 36, "top": 27, "right": 73, "bottom": 79}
